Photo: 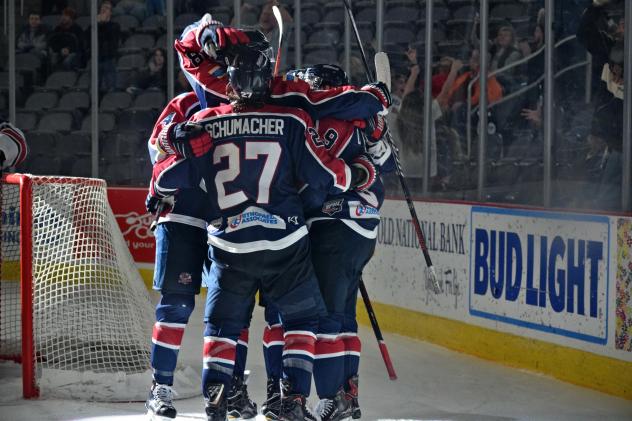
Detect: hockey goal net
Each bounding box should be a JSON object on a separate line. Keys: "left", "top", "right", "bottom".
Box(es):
{"left": 0, "top": 174, "right": 155, "bottom": 401}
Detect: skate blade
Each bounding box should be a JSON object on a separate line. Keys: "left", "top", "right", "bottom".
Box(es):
{"left": 146, "top": 410, "right": 176, "bottom": 421}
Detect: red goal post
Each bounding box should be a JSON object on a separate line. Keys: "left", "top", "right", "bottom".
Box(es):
{"left": 0, "top": 174, "right": 155, "bottom": 400}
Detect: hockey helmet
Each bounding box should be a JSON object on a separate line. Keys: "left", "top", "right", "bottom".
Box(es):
{"left": 302, "top": 64, "right": 349, "bottom": 89}
{"left": 228, "top": 46, "right": 273, "bottom": 100}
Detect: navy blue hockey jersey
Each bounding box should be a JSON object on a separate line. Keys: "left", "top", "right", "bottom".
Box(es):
{"left": 300, "top": 117, "right": 395, "bottom": 239}
{"left": 153, "top": 103, "right": 353, "bottom": 253}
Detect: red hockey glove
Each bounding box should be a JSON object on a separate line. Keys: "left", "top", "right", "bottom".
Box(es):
{"left": 361, "top": 82, "right": 392, "bottom": 110}
{"left": 157, "top": 121, "right": 210, "bottom": 159}
{"left": 350, "top": 154, "right": 377, "bottom": 192}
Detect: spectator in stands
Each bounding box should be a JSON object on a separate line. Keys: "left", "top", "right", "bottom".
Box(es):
{"left": 471, "top": 20, "right": 523, "bottom": 90}
{"left": 16, "top": 11, "right": 48, "bottom": 59}
{"left": 395, "top": 58, "right": 465, "bottom": 189}
{"left": 578, "top": 0, "right": 624, "bottom": 187}
{"left": 518, "top": 8, "right": 545, "bottom": 85}
{"left": 590, "top": 105, "right": 623, "bottom": 210}
{"left": 88, "top": 0, "right": 121, "bottom": 93}
{"left": 447, "top": 49, "right": 503, "bottom": 110}
{"left": 127, "top": 48, "right": 167, "bottom": 94}
{"left": 49, "top": 7, "right": 83, "bottom": 71}
{"left": 431, "top": 57, "right": 455, "bottom": 98}
{"left": 113, "top": 0, "right": 146, "bottom": 21}
{"left": 578, "top": 0, "right": 624, "bottom": 104}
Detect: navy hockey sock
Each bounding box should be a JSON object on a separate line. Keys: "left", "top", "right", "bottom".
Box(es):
{"left": 342, "top": 332, "right": 361, "bottom": 381}
{"left": 202, "top": 323, "right": 238, "bottom": 398}
{"left": 151, "top": 294, "right": 195, "bottom": 385}
{"left": 314, "top": 333, "right": 346, "bottom": 398}
{"left": 234, "top": 328, "right": 249, "bottom": 378}
{"left": 281, "top": 318, "right": 318, "bottom": 396}
{"left": 262, "top": 323, "right": 284, "bottom": 381}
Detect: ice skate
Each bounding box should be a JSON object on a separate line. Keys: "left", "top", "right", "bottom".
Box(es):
{"left": 227, "top": 373, "right": 257, "bottom": 420}
{"left": 277, "top": 379, "right": 317, "bottom": 421}
{"left": 145, "top": 381, "right": 176, "bottom": 421}
{"left": 345, "top": 375, "right": 361, "bottom": 419}
{"left": 314, "top": 388, "right": 353, "bottom": 421}
{"left": 205, "top": 383, "right": 227, "bottom": 421}
{"left": 261, "top": 378, "right": 282, "bottom": 420}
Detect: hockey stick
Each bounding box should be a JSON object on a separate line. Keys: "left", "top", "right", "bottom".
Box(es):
{"left": 272, "top": 5, "right": 283, "bottom": 76}
{"left": 342, "top": 0, "right": 440, "bottom": 293}
{"left": 359, "top": 278, "right": 397, "bottom": 380}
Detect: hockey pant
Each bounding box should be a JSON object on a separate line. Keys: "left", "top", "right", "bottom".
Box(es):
{"left": 309, "top": 220, "right": 376, "bottom": 399}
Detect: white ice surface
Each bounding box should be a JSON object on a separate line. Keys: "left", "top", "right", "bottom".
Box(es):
{"left": 1, "top": 294, "right": 631, "bottom": 421}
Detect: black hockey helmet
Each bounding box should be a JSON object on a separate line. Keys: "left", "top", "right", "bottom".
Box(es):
{"left": 242, "top": 29, "right": 271, "bottom": 52}
{"left": 302, "top": 64, "right": 349, "bottom": 89}
{"left": 228, "top": 45, "right": 273, "bottom": 101}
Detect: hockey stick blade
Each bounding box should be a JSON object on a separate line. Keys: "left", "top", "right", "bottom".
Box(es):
{"left": 374, "top": 52, "right": 391, "bottom": 91}
{"left": 272, "top": 5, "right": 283, "bottom": 76}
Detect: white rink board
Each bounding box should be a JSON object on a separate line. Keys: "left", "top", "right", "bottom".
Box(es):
{"left": 363, "top": 199, "right": 632, "bottom": 362}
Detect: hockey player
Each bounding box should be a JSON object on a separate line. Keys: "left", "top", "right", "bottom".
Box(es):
{"left": 151, "top": 46, "right": 378, "bottom": 421}
{"left": 145, "top": 91, "right": 257, "bottom": 421}
{"left": 302, "top": 65, "right": 394, "bottom": 421}
{"left": 0, "top": 121, "right": 28, "bottom": 171}
{"left": 261, "top": 65, "right": 395, "bottom": 421}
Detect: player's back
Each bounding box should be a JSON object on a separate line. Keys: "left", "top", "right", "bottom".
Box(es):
{"left": 189, "top": 103, "right": 349, "bottom": 253}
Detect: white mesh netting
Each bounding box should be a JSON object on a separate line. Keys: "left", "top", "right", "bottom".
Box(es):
{"left": 0, "top": 175, "right": 160, "bottom": 401}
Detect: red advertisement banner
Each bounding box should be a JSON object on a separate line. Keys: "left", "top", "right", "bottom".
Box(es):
{"left": 107, "top": 187, "right": 155, "bottom": 264}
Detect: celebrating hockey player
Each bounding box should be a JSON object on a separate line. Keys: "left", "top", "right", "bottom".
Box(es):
{"left": 145, "top": 91, "right": 257, "bottom": 421}
{"left": 260, "top": 65, "right": 395, "bottom": 421}
{"left": 151, "top": 45, "right": 378, "bottom": 421}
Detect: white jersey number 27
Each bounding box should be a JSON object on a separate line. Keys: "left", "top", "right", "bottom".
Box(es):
{"left": 213, "top": 141, "right": 282, "bottom": 210}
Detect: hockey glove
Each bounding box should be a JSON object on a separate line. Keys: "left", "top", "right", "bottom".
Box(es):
{"left": 145, "top": 193, "right": 173, "bottom": 217}
{"left": 364, "top": 114, "right": 389, "bottom": 142}
{"left": 199, "top": 18, "right": 250, "bottom": 59}
{"left": 158, "top": 121, "right": 210, "bottom": 159}
{"left": 361, "top": 82, "right": 392, "bottom": 111}
{"left": 350, "top": 154, "right": 377, "bottom": 192}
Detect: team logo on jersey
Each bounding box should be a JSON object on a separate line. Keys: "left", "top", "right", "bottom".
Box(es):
{"left": 348, "top": 201, "right": 380, "bottom": 219}
{"left": 322, "top": 198, "right": 344, "bottom": 216}
{"left": 178, "top": 272, "right": 192, "bottom": 285}
{"left": 226, "top": 206, "right": 286, "bottom": 233}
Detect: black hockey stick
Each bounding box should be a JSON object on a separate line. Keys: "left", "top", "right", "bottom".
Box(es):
{"left": 359, "top": 278, "right": 397, "bottom": 380}
{"left": 342, "top": 0, "right": 440, "bottom": 293}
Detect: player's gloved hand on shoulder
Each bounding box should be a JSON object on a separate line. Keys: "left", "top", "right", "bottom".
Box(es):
{"left": 364, "top": 114, "right": 389, "bottom": 143}
{"left": 361, "top": 82, "right": 392, "bottom": 111}
{"left": 199, "top": 15, "right": 250, "bottom": 59}
{"left": 145, "top": 193, "right": 173, "bottom": 216}
{"left": 350, "top": 154, "right": 377, "bottom": 192}
{"left": 158, "top": 121, "right": 210, "bottom": 159}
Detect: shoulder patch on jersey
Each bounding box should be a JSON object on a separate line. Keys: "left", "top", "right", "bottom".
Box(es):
{"left": 162, "top": 112, "right": 175, "bottom": 125}
{"left": 322, "top": 198, "right": 344, "bottom": 216}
